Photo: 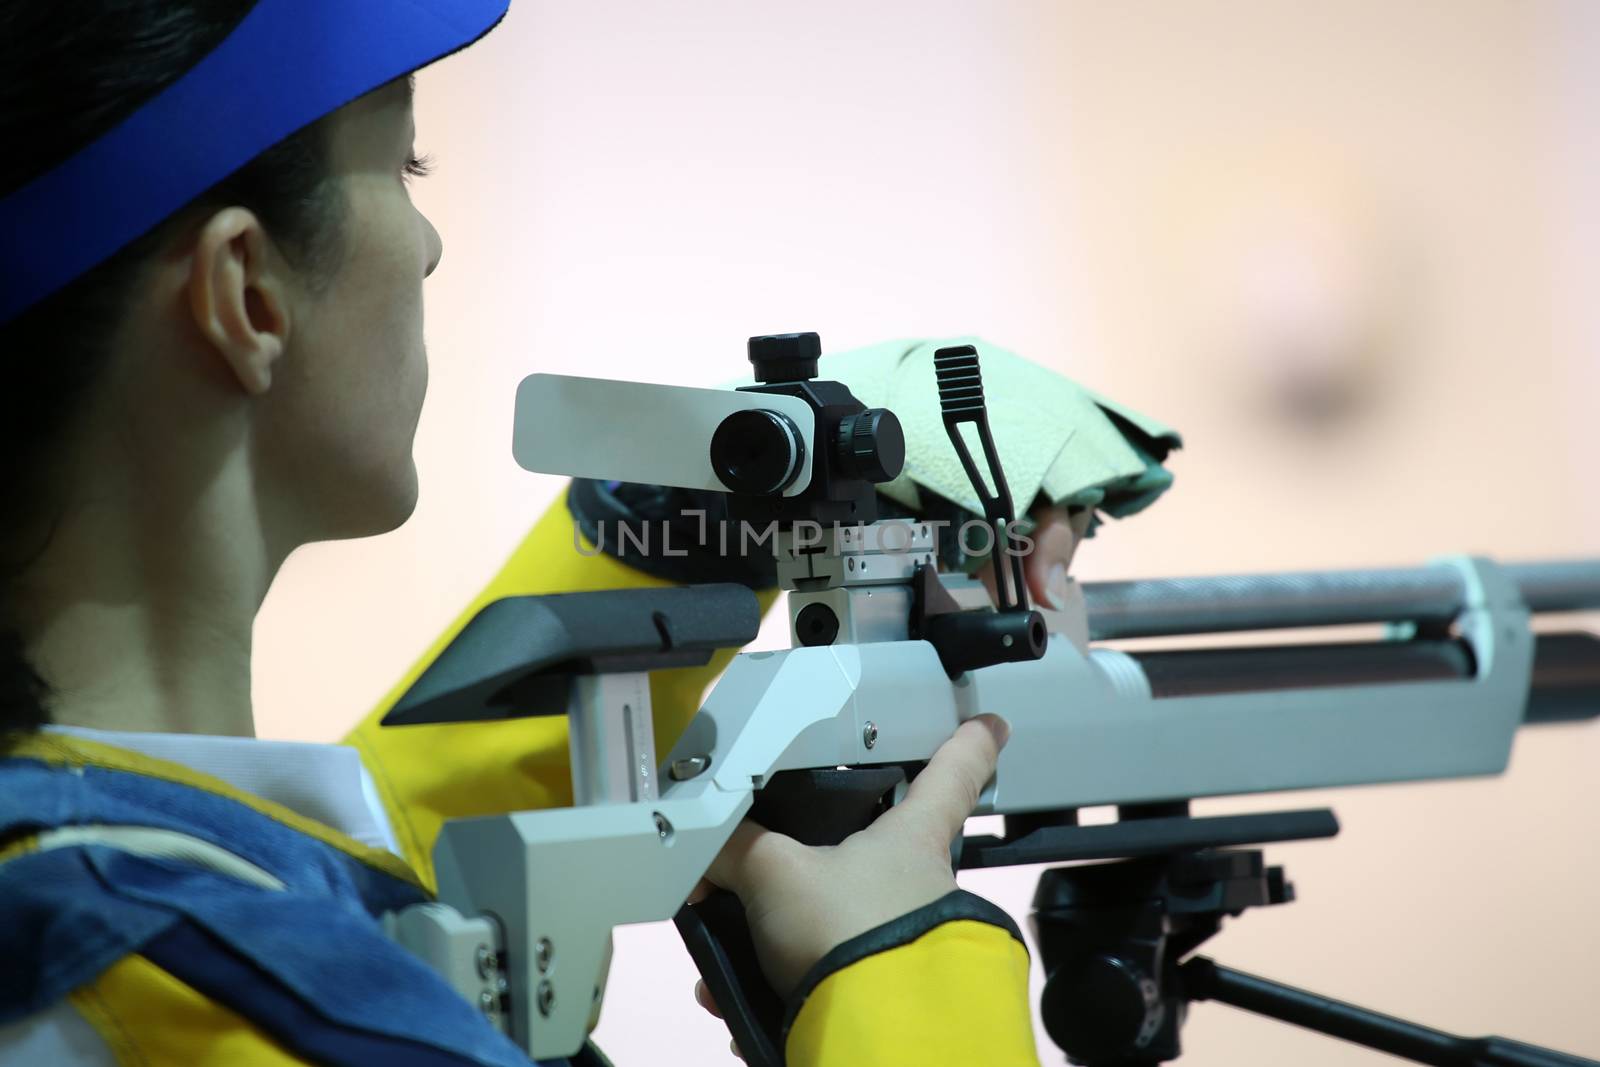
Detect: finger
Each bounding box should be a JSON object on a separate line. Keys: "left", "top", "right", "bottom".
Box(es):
{"left": 892, "top": 715, "right": 1009, "bottom": 845}
{"left": 685, "top": 878, "right": 715, "bottom": 906}
{"left": 704, "top": 818, "right": 795, "bottom": 899}
{"left": 974, "top": 505, "right": 1083, "bottom": 610}
{"left": 694, "top": 978, "right": 723, "bottom": 1019}
{"left": 730, "top": 1038, "right": 744, "bottom": 1061}
{"left": 1023, "top": 507, "right": 1082, "bottom": 610}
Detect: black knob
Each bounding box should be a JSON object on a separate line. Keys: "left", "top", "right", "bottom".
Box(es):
{"left": 835, "top": 408, "right": 905, "bottom": 484}
{"left": 710, "top": 409, "right": 806, "bottom": 496}
{"left": 1040, "top": 954, "right": 1162, "bottom": 1063}
{"left": 794, "top": 602, "right": 841, "bottom": 647}
{"left": 748, "top": 333, "right": 821, "bottom": 383}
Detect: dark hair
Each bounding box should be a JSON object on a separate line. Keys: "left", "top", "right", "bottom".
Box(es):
{"left": 0, "top": 1, "right": 346, "bottom": 736}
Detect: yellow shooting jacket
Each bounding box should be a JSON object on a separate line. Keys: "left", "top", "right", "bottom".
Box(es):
{"left": 1, "top": 496, "right": 1038, "bottom": 1067}
{"left": 348, "top": 498, "right": 1040, "bottom": 1065}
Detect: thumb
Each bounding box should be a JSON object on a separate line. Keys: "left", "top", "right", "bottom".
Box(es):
{"left": 890, "top": 714, "right": 1010, "bottom": 846}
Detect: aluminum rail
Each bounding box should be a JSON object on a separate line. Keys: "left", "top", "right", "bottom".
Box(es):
{"left": 1124, "top": 632, "right": 1600, "bottom": 723}
{"left": 1082, "top": 559, "right": 1600, "bottom": 641}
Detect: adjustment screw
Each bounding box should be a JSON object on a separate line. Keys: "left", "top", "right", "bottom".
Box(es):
{"left": 535, "top": 937, "right": 553, "bottom": 973}
{"left": 863, "top": 721, "right": 878, "bottom": 749}
{"left": 479, "top": 991, "right": 497, "bottom": 1015}
{"left": 748, "top": 332, "right": 821, "bottom": 383}
{"left": 475, "top": 944, "right": 498, "bottom": 979}
{"left": 537, "top": 979, "right": 555, "bottom": 1017}
{"left": 669, "top": 755, "right": 711, "bottom": 781}
{"left": 835, "top": 408, "right": 905, "bottom": 484}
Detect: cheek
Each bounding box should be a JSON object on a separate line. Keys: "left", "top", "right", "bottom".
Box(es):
{"left": 350, "top": 195, "right": 431, "bottom": 395}
{"left": 354, "top": 215, "right": 431, "bottom": 499}
{"left": 326, "top": 217, "right": 428, "bottom": 446}
{"left": 268, "top": 194, "right": 432, "bottom": 535}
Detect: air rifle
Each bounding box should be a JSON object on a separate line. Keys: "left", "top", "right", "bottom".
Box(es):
{"left": 382, "top": 333, "right": 1600, "bottom": 1066}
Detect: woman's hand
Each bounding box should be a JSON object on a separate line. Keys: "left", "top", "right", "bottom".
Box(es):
{"left": 692, "top": 713, "right": 1010, "bottom": 1003}
{"left": 686, "top": 503, "right": 1073, "bottom": 1043}
{"left": 978, "top": 503, "right": 1089, "bottom": 611}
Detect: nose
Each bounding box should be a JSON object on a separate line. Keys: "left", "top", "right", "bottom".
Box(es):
{"left": 422, "top": 211, "right": 443, "bottom": 278}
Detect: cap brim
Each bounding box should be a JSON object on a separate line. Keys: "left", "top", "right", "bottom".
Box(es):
{"left": 0, "top": 0, "right": 511, "bottom": 323}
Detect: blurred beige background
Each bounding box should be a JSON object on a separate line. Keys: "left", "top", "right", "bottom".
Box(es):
{"left": 254, "top": 2, "right": 1600, "bottom": 1062}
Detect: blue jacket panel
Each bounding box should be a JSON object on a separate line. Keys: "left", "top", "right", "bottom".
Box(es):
{"left": 0, "top": 752, "right": 571, "bottom": 1067}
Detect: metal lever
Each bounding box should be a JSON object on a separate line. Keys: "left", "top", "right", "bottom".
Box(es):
{"left": 916, "top": 345, "right": 1048, "bottom": 677}
{"left": 934, "top": 344, "right": 1029, "bottom": 613}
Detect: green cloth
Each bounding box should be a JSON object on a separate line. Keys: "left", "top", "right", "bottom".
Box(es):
{"left": 807, "top": 337, "right": 1181, "bottom": 534}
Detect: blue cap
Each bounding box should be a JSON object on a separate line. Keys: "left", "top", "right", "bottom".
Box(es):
{"left": 0, "top": 0, "right": 510, "bottom": 325}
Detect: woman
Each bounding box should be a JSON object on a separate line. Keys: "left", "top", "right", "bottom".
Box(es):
{"left": 0, "top": 2, "right": 1046, "bottom": 1064}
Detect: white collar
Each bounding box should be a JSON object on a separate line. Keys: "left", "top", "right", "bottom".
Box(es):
{"left": 43, "top": 724, "right": 403, "bottom": 858}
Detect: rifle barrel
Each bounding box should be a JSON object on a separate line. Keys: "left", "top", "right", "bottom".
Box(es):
{"left": 1083, "top": 560, "right": 1600, "bottom": 641}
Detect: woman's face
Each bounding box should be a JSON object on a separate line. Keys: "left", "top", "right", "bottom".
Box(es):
{"left": 255, "top": 79, "right": 443, "bottom": 543}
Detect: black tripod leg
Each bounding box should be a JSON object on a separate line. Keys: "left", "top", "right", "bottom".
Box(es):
{"left": 1181, "top": 958, "right": 1599, "bottom": 1067}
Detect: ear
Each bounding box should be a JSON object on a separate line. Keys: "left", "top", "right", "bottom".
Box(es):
{"left": 187, "top": 208, "right": 291, "bottom": 396}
